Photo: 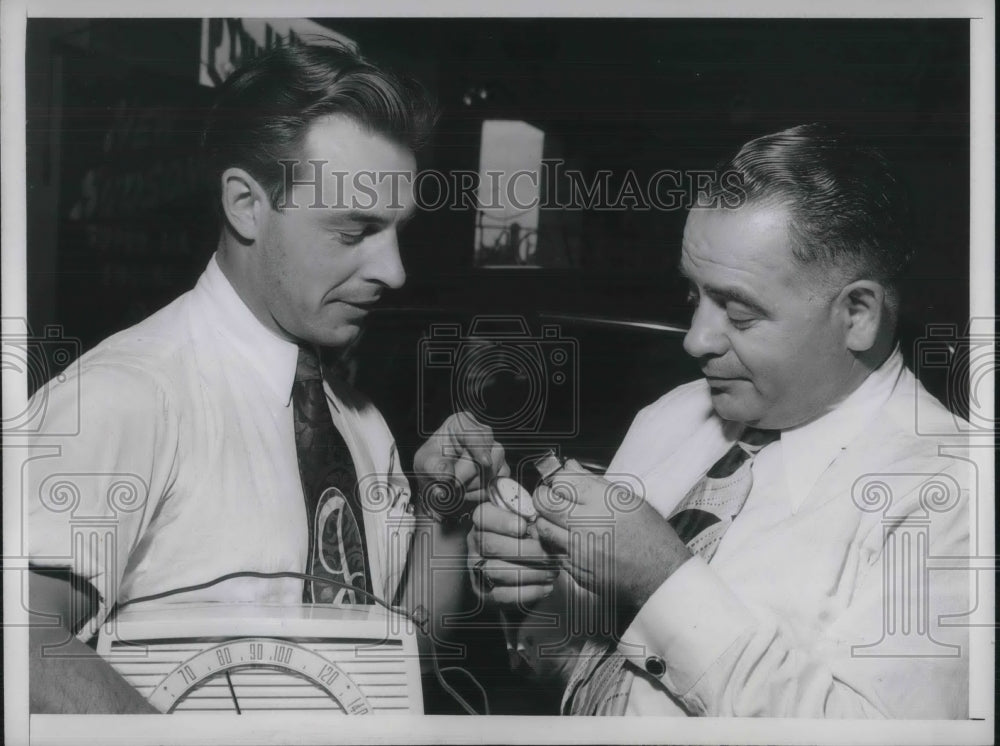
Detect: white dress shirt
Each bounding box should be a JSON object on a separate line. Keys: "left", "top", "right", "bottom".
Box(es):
{"left": 598, "top": 349, "right": 970, "bottom": 717}
{"left": 27, "top": 255, "right": 413, "bottom": 639}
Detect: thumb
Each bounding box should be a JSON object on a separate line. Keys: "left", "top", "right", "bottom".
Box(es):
{"left": 532, "top": 483, "right": 574, "bottom": 528}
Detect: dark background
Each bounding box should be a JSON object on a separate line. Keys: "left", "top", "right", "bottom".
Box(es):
{"left": 25, "top": 17, "right": 971, "bottom": 715}
{"left": 27, "top": 18, "right": 971, "bottom": 453}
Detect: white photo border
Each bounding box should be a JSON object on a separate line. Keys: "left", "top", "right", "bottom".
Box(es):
{"left": 3, "top": 1, "right": 993, "bottom": 744}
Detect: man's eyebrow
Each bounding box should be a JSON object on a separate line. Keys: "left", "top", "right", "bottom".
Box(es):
{"left": 326, "top": 210, "right": 391, "bottom": 226}
{"left": 704, "top": 283, "right": 767, "bottom": 313}
{"left": 677, "top": 264, "right": 767, "bottom": 313}
{"left": 324, "top": 209, "right": 416, "bottom": 228}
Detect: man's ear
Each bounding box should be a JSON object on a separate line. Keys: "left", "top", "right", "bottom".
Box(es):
{"left": 836, "top": 279, "right": 886, "bottom": 353}
{"left": 220, "top": 168, "right": 268, "bottom": 242}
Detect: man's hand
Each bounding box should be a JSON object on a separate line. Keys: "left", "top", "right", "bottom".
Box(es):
{"left": 413, "top": 412, "right": 510, "bottom": 520}
{"left": 533, "top": 459, "right": 693, "bottom": 610}
{"left": 468, "top": 502, "right": 560, "bottom": 606}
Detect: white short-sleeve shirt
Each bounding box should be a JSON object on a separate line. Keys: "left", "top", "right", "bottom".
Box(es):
{"left": 27, "top": 255, "right": 414, "bottom": 638}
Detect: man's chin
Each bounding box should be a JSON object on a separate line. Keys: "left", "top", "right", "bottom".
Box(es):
{"left": 304, "top": 321, "right": 363, "bottom": 350}
{"left": 708, "top": 390, "right": 763, "bottom": 426}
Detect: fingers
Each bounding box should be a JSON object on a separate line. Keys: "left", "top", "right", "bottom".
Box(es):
{"left": 532, "top": 481, "right": 579, "bottom": 528}
{"left": 468, "top": 526, "right": 553, "bottom": 568}
{"left": 435, "top": 412, "right": 499, "bottom": 458}
{"left": 489, "top": 442, "right": 510, "bottom": 478}
{"left": 476, "top": 581, "right": 555, "bottom": 607}
{"left": 468, "top": 529, "right": 549, "bottom": 565}
{"left": 414, "top": 412, "right": 509, "bottom": 501}
{"left": 470, "top": 503, "right": 557, "bottom": 569}
{"left": 471, "top": 502, "right": 528, "bottom": 538}
{"left": 468, "top": 502, "right": 560, "bottom": 607}
{"left": 471, "top": 557, "right": 559, "bottom": 587}
{"left": 533, "top": 515, "right": 570, "bottom": 556}
{"left": 468, "top": 554, "right": 557, "bottom": 605}
{"left": 533, "top": 461, "right": 642, "bottom": 528}
{"left": 452, "top": 421, "right": 508, "bottom": 486}
{"left": 448, "top": 411, "right": 498, "bottom": 454}
{"left": 451, "top": 454, "right": 485, "bottom": 491}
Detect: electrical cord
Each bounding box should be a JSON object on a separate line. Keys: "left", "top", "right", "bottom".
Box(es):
{"left": 438, "top": 666, "right": 490, "bottom": 715}
{"left": 116, "top": 571, "right": 397, "bottom": 615}
{"left": 112, "top": 570, "right": 489, "bottom": 716}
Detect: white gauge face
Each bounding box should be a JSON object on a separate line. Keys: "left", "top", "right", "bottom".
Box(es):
{"left": 489, "top": 477, "right": 537, "bottom": 520}
{"left": 148, "top": 638, "right": 371, "bottom": 714}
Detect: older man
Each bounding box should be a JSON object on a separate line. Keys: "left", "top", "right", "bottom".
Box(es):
{"left": 470, "top": 124, "right": 970, "bottom": 718}
{"left": 27, "top": 43, "right": 506, "bottom": 713}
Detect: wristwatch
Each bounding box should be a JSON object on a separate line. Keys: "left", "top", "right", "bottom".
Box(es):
{"left": 418, "top": 450, "right": 566, "bottom": 526}
{"left": 533, "top": 449, "right": 566, "bottom": 486}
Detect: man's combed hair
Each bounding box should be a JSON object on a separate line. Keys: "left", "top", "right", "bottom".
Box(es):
{"left": 712, "top": 123, "right": 913, "bottom": 301}
{"left": 201, "top": 42, "right": 437, "bottom": 209}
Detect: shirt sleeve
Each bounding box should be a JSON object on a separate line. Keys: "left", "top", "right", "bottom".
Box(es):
{"left": 26, "top": 360, "right": 178, "bottom": 639}
{"left": 618, "top": 465, "right": 970, "bottom": 718}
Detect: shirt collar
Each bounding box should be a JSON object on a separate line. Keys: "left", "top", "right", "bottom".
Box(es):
{"left": 196, "top": 253, "right": 299, "bottom": 405}
{"left": 778, "top": 346, "right": 905, "bottom": 513}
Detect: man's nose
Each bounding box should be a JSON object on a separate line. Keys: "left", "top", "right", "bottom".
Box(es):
{"left": 364, "top": 228, "right": 407, "bottom": 290}
{"left": 682, "top": 301, "right": 728, "bottom": 359}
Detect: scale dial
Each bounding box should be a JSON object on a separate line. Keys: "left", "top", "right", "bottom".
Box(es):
{"left": 148, "top": 638, "right": 371, "bottom": 714}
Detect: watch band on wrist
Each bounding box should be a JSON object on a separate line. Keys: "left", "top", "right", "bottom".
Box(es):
{"left": 533, "top": 449, "right": 566, "bottom": 486}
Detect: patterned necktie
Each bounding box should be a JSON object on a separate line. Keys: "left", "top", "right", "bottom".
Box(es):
{"left": 564, "top": 427, "right": 780, "bottom": 715}
{"left": 292, "top": 346, "right": 372, "bottom": 604}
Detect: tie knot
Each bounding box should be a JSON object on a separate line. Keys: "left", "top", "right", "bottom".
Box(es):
{"left": 295, "top": 345, "right": 323, "bottom": 384}
{"left": 740, "top": 427, "right": 780, "bottom": 450}
{"left": 705, "top": 427, "right": 780, "bottom": 479}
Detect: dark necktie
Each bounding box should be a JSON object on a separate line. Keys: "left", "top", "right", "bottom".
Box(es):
{"left": 292, "top": 346, "right": 372, "bottom": 604}
{"left": 565, "top": 427, "right": 780, "bottom": 715}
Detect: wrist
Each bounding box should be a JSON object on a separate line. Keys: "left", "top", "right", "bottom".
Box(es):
{"left": 414, "top": 484, "right": 475, "bottom": 530}
{"left": 619, "top": 539, "right": 692, "bottom": 610}
{"left": 623, "top": 508, "right": 694, "bottom": 605}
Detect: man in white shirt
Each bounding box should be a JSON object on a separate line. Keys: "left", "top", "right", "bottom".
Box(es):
{"left": 27, "top": 43, "right": 507, "bottom": 713}
{"left": 469, "top": 124, "right": 970, "bottom": 717}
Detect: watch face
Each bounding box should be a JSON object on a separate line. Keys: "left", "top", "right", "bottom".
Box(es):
{"left": 489, "top": 477, "right": 537, "bottom": 520}
{"left": 148, "top": 638, "right": 371, "bottom": 714}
